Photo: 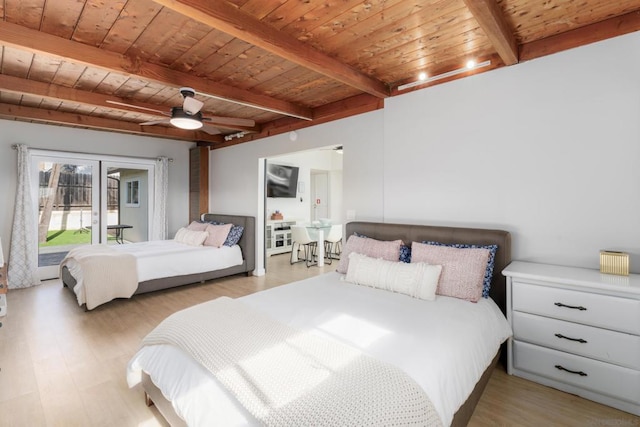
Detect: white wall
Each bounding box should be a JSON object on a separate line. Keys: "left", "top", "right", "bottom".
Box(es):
{"left": 0, "top": 121, "right": 192, "bottom": 260}
{"left": 383, "top": 31, "right": 640, "bottom": 271}
{"left": 210, "top": 31, "right": 640, "bottom": 274}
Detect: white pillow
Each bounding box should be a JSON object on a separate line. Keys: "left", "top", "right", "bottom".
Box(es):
{"left": 344, "top": 252, "right": 442, "bottom": 301}
{"left": 174, "top": 227, "right": 208, "bottom": 246}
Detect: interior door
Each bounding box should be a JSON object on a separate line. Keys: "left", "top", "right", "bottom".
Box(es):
{"left": 32, "top": 155, "right": 100, "bottom": 280}
{"left": 310, "top": 170, "right": 329, "bottom": 221}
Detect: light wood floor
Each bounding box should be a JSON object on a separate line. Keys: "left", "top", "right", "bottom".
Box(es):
{"left": 1, "top": 255, "right": 638, "bottom": 426}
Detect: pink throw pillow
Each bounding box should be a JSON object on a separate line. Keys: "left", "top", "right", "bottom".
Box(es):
{"left": 187, "top": 221, "right": 208, "bottom": 232}
{"left": 411, "top": 241, "right": 490, "bottom": 302}
{"left": 204, "top": 223, "right": 233, "bottom": 248}
{"left": 336, "top": 235, "right": 402, "bottom": 274}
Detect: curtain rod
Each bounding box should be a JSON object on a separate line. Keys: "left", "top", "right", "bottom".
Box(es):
{"left": 10, "top": 144, "right": 173, "bottom": 162}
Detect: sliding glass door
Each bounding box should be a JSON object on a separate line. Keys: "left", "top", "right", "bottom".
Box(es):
{"left": 32, "top": 152, "right": 155, "bottom": 280}
{"left": 33, "top": 156, "right": 100, "bottom": 279}
{"left": 101, "top": 161, "right": 154, "bottom": 245}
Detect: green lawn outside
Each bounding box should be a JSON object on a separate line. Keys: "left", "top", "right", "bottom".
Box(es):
{"left": 39, "top": 229, "right": 91, "bottom": 247}
{"left": 39, "top": 229, "right": 120, "bottom": 247}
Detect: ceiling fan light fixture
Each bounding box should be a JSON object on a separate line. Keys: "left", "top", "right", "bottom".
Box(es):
{"left": 170, "top": 117, "right": 203, "bottom": 130}
{"left": 170, "top": 107, "right": 203, "bottom": 130}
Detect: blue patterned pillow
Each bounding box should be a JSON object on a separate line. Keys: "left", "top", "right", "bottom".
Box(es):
{"left": 224, "top": 225, "right": 244, "bottom": 246}
{"left": 422, "top": 241, "right": 497, "bottom": 298}
{"left": 205, "top": 220, "right": 244, "bottom": 247}
{"left": 354, "top": 232, "right": 411, "bottom": 263}
{"left": 399, "top": 244, "right": 411, "bottom": 263}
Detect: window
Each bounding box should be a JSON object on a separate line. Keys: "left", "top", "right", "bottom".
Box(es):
{"left": 125, "top": 179, "right": 140, "bottom": 207}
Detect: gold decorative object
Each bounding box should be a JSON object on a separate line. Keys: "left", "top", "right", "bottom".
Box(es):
{"left": 600, "top": 250, "right": 629, "bottom": 276}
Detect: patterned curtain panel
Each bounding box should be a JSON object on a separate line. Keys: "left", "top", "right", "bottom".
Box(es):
{"left": 8, "top": 145, "right": 41, "bottom": 289}
{"left": 151, "top": 156, "right": 168, "bottom": 240}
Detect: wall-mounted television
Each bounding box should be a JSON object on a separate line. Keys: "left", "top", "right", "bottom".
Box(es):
{"left": 266, "top": 163, "right": 299, "bottom": 198}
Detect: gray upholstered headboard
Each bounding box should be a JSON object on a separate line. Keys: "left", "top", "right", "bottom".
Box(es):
{"left": 202, "top": 213, "right": 255, "bottom": 272}
{"left": 345, "top": 222, "right": 511, "bottom": 314}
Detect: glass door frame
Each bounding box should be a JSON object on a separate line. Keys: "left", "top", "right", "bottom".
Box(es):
{"left": 31, "top": 151, "right": 100, "bottom": 280}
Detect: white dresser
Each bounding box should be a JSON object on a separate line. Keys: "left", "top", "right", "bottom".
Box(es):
{"left": 503, "top": 261, "right": 640, "bottom": 416}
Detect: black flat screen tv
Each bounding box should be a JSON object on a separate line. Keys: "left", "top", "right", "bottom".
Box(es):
{"left": 266, "top": 163, "right": 299, "bottom": 198}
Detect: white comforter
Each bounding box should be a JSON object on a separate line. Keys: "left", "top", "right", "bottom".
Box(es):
{"left": 109, "top": 240, "right": 243, "bottom": 282}
{"left": 128, "top": 272, "right": 512, "bottom": 426}
{"left": 68, "top": 240, "right": 244, "bottom": 308}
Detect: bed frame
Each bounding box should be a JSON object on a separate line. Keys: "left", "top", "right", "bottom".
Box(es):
{"left": 142, "top": 221, "right": 511, "bottom": 427}
{"left": 62, "top": 213, "right": 255, "bottom": 296}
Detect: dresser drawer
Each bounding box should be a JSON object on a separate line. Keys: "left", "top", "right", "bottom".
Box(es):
{"left": 512, "top": 281, "right": 640, "bottom": 335}
{"left": 513, "top": 341, "right": 640, "bottom": 404}
{"left": 513, "top": 311, "right": 640, "bottom": 370}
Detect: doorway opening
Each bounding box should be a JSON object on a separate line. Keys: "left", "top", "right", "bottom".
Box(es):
{"left": 261, "top": 145, "right": 343, "bottom": 274}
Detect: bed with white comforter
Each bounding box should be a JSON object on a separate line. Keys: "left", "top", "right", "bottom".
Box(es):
{"left": 61, "top": 213, "right": 255, "bottom": 310}
{"left": 127, "top": 220, "right": 512, "bottom": 426}
{"left": 64, "top": 241, "right": 243, "bottom": 309}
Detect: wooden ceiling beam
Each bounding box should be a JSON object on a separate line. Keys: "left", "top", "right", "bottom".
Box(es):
{"left": 150, "top": 0, "right": 391, "bottom": 98}
{"left": 0, "top": 20, "right": 312, "bottom": 120}
{"left": 0, "top": 74, "right": 261, "bottom": 133}
{"left": 210, "top": 94, "right": 384, "bottom": 149}
{"left": 462, "top": 0, "right": 518, "bottom": 65}
{"left": 520, "top": 9, "right": 640, "bottom": 62}
{"left": 0, "top": 102, "right": 222, "bottom": 142}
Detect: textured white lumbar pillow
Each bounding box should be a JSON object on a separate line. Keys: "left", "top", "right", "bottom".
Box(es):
{"left": 344, "top": 252, "right": 442, "bottom": 301}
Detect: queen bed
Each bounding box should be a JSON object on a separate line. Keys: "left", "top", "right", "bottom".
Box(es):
{"left": 61, "top": 214, "right": 255, "bottom": 310}
{"left": 127, "top": 221, "right": 512, "bottom": 426}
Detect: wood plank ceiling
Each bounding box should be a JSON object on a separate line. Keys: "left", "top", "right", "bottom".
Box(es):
{"left": 0, "top": 0, "right": 639, "bottom": 149}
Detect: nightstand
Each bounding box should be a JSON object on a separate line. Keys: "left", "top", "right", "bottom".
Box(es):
{"left": 503, "top": 261, "right": 640, "bottom": 416}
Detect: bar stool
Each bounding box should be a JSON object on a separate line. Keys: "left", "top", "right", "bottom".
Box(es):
{"left": 323, "top": 224, "right": 342, "bottom": 264}
{"left": 290, "top": 225, "right": 318, "bottom": 267}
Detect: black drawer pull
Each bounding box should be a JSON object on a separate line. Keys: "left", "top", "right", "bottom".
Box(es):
{"left": 555, "top": 333, "right": 587, "bottom": 344}
{"left": 555, "top": 365, "right": 587, "bottom": 376}
{"left": 554, "top": 302, "right": 587, "bottom": 311}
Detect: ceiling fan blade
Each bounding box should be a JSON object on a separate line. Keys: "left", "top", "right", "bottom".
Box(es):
{"left": 183, "top": 96, "right": 204, "bottom": 115}
{"left": 106, "top": 100, "right": 168, "bottom": 115}
{"left": 201, "top": 125, "right": 221, "bottom": 135}
{"left": 203, "top": 116, "right": 255, "bottom": 127}
{"left": 140, "top": 119, "right": 171, "bottom": 126}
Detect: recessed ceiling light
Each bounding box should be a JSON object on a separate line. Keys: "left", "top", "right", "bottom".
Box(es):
{"left": 397, "top": 60, "right": 492, "bottom": 91}
{"left": 418, "top": 72, "right": 428, "bottom": 81}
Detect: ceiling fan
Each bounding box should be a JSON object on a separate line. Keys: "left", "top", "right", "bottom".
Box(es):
{"left": 106, "top": 87, "right": 255, "bottom": 135}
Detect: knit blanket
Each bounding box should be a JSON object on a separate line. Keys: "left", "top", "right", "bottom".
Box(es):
{"left": 61, "top": 244, "right": 137, "bottom": 310}
{"left": 141, "top": 297, "right": 443, "bottom": 426}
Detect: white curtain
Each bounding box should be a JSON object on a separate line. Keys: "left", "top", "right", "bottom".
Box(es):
{"left": 151, "top": 156, "right": 169, "bottom": 240}
{"left": 8, "top": 145, "right": 41, "bottom": 289}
